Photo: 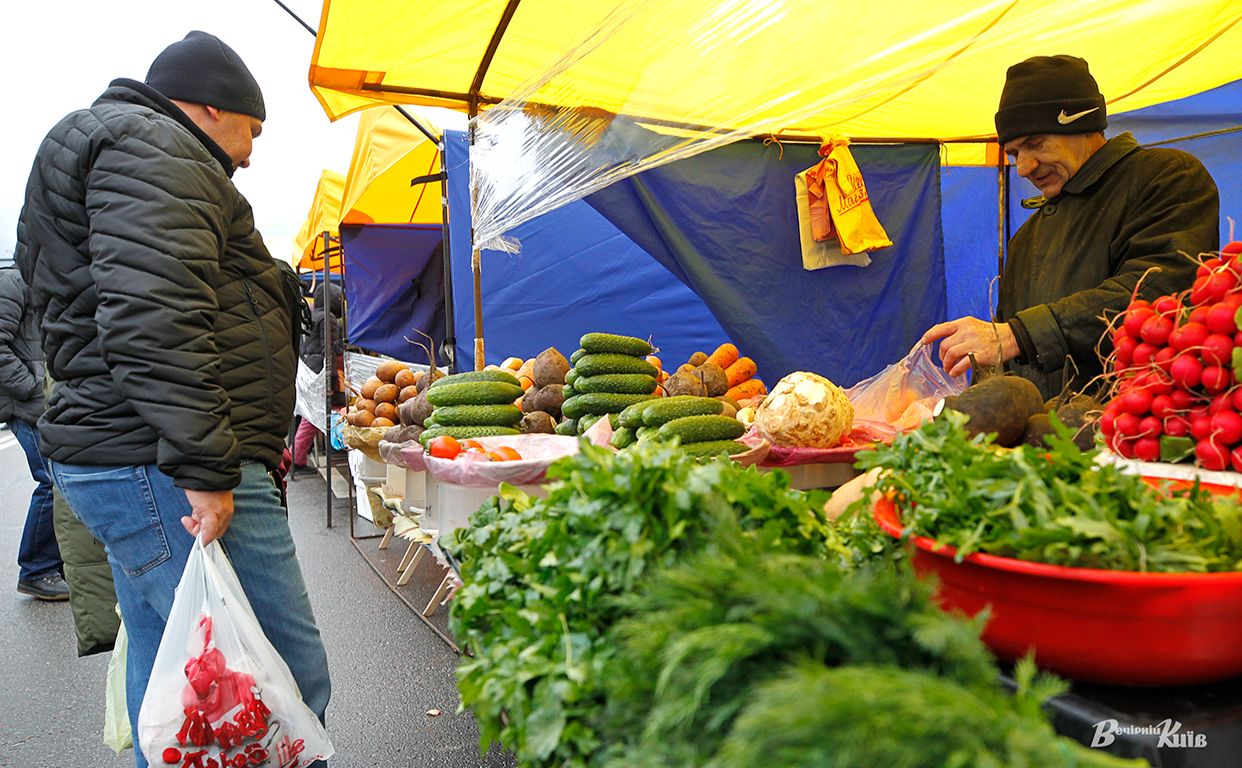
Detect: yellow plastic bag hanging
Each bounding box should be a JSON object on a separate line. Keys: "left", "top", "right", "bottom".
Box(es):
{"left": 805, "top": 138, "right": 893, "bottom": 257}
{"left": 795, "top": 169, "right": 870, "bottom": 270}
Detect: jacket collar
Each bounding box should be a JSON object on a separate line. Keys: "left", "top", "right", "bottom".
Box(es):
{"left": 97, "top": 79, "right": 237, "bottom": 178}
{"left": 1062, "top": 132, "right": 1140, "bottom": 195}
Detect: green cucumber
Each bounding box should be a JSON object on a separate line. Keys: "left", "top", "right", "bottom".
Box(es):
{"left": 610, "top": 427, "right": 637, "bottom": 449}
{"left": 619, "top": 399, "right": 654, "bottom": 430}
{"left": 564, "top": 392, "right": 656, "bottom": 419}
{"left": 555, "top": 419, "right": 578, "bottom": 436}
{"left": 579, "top": 332, "right": 654, "bottom": 357}
{"left": 418, "top": 425, "right": 520, "bottom": 447}
{"left": 641, "top": 396, "right": 724, "bottom": 427}
{"left": 680, "top": 439, "right": 748, "bottom": 458}
{"left": 578, "top": 414, "right": 606, "bottom": 434}
{"left": 572, "top": 353, "right": 658, "bottom": 379}
{"left": 429, "top": 369, "right": 520, "bottom": 389}
{"left": 569, "top": 348, "right": 588, "bottom": 366}
{"left": 565, "top": 368, "right": 580, "bottom": 387}
{"left": 658, "top": 414, "right": 745, "bottom": 443}
{"left": 573, "top": 373, "right": 658, "bottom": 395}
{"left": 430, "top": 404, "right": 523, "bottom": 427}
{"left": 425, "top": 381, "right": 524, "bottom": 407}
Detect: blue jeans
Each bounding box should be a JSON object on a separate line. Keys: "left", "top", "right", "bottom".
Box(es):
{"left": 49, "top": 460, "right": 330, "bottom": 768}
{"left": 11, "top": 419, "right": 62, "bottom": 581}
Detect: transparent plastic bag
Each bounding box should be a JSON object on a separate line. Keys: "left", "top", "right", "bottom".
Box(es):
{"left": 104, "top": 612, "right": 132, "bottom": 753}
{"left": 845, "top": 342, "right": 967, "bottom": 432}
{"left": 137, "top": 538, "right": 332, "bottom": 767}
{"left": 418, "top": 434, "right": 580, "bottom": 487}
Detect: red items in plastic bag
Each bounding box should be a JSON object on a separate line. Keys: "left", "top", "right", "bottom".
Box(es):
{"left": 138, "top": 538, "right": 332, "bottom": 767}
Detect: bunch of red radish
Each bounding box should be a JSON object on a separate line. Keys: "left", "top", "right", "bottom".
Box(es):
{"left": 1100, "top": 241, "right": 1242, "bottom": 470}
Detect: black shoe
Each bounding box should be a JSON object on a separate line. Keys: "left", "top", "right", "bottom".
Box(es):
{"left": 17, "top": 574, "right": 71, "bottom": 602}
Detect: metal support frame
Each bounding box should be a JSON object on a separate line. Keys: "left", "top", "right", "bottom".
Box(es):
{"left": 320, "top": 231, "right": 342, "bottom": 528}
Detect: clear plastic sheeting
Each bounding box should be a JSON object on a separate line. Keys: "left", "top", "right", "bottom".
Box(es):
{"left": 457, "top": 0, "right": 1241, "bottom": 251}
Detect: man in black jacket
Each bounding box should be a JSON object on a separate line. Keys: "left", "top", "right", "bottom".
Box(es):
{"left": 0, "top": 267, "right": 67, "bottom": 601}
{"left": 922, "top": 55, "right": 1219, "bottom": 399}
{"left": 16, "top": 32, "right": 329, "bottom": 767}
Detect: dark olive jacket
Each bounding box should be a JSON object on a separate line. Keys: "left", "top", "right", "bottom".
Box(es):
{"left": 16, "top": 80, "right": 304, "bottom": 490}
{"left": 999, "top": 132, "right": 1219, "bottom": 399}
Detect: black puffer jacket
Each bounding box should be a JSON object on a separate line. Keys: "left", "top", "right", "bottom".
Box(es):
{"left": 16, "top": 79, "right": 303, "bottom": 491}
{"left": 300, "top": 282, "right": 345, "bottom": 374}
{"left": 1000, "top": 133, "right": 1219, "bottom": 399}
{"left": 0, "top": 267, "right": 44, "bottom": 425}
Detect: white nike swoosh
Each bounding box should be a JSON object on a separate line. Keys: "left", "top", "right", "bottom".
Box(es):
{"left": 1058, "top": 107, "right": 1100, "bottom": 125}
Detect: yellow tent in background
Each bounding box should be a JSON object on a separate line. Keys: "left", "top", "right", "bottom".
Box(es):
{"left": 294, "top": 169, "right": 345, "bottom": 272}
{"left": 309, "top": 0, "right": 1241, "bottom": 139}
{"left": 340, "top": 107, "right": 443, "bottom": 227}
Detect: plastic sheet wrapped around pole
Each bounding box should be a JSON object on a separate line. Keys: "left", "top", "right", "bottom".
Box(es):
{"left": 463, "top": 0, "right": 1241, "bottom": 252}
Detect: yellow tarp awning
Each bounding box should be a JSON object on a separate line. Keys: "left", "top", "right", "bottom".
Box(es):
{"left": 340, "top": 107, "right": 444, "bottom": 226}
{"left": 310, "top": 0, "right": 1242, "bottom": 140}
{"left": 294, "top": 169, "right": 344, "bottom": 272}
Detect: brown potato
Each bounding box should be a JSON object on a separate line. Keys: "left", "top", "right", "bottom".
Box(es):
{"left": 373, "top": 384, "right": 400, "bottom": 404}
{"left": 374, "top": 402, "right": 398, "bottom": 422}
{"left": 375, "top": 360, "right": 407, "bottom": 383}
{"left": 355, "top": 398, "right": 376, "bottom": 414}
{"left": 394, "top": 368, "right": 417, "bottom": 389}
{"left": 360, "top": 377, "right": 383, "bottom": 399}
{"left": 398, "top": 385, "right": 419, "bottom": 403}
{"left": 371, "top": 416, "right": 395, "bottom": 428}
{"left": 353, "top": 410, "right": 375, "bottom": 427}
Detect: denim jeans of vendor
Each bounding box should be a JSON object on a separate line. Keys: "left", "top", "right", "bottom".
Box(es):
{"left": 49, "top": 460, "right": 331, "bottom": 768}
{"left": 11, "top": 419, "right": 63, "bottom": 581}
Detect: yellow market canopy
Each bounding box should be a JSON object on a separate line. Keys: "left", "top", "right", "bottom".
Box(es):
{"left": 294, "top": 169, "right": 344, "bottom": 272}
{"left": 311, "top": 0, "right": 1242, "bottom": 250}
{"left": 340, "top": 107, "right": 445, "bottom": 227}
{"left": 311, "top": 0, "right": 1241, "bottom": 139}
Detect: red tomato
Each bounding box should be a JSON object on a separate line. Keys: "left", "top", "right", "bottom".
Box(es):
{"left": 462, "top": 439, "right": 487, "bottom": 454}
{"left": 494, "top": 446, "right": 523, "bottom": 461}
{"left": 428, "top": 435, "right": 463, "bottom": 459}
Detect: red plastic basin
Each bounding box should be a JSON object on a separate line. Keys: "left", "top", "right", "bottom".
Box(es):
{"left": 873, "top": 483, "right": 1242, "bottom": 687}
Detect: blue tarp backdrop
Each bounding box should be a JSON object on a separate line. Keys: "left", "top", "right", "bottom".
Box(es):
{"left": 341, "top": 223, "right": 445, "bottom": 364}
{"left": 444, "top": 130, "right": 728, "bottom": 372}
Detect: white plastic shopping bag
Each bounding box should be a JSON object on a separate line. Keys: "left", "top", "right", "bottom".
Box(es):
{"left": 104, "top": 611, "right": 132, "bottom": 753}
{"left": 138, "top": 537, "right": 332, "bottom": 767}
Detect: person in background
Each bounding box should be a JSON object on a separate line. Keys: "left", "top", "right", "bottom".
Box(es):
{"left": 16, "top": 31, "right": 329, "bottom": 767}
{"left": 0, "top": 266, "right": 67, "bottom": 601}
{"left": 292, "top": 281, "right": 345, "bottom": 473}
{"left": 922, "top": 55, "right": 1219, "bottom": 399}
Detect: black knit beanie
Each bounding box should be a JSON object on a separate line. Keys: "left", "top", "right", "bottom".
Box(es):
{"left": 995, "top": 55, "right": 1106, "bottom": 145}
{"left": 145, "top": 31, "right": 266, "bottom": 121}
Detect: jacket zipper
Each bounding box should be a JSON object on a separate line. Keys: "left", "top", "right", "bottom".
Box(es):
{"left": 241, "top": 278, "right": 277, "bottom": 417}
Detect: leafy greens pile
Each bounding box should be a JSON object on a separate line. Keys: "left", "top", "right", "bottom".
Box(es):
{"left": 447, "top": 440, "right": 842, "bottom": 767}
{"left": 856, "top": 410, "right": 1242, "bottom": 572}
{"left": 601, "top": 530, "right": 1144, "bottom": 768}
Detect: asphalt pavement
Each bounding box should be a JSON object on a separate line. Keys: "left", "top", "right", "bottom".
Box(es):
{"left": 0, "top": 426, "right": 515, "bottom": 768}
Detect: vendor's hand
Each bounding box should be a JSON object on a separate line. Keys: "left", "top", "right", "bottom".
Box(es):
{"left": 182, "top": 489, "right": 234, "bottom": 545}
{"left": 920, "top": 316, "right": 1020, "bottom": 378}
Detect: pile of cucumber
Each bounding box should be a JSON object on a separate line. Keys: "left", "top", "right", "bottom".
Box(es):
{"left": 558, "top": 333, "right": 661, "bottom": 436}
{"left": 611, "top": 395, "right": 746, "bottom": 456}
{"left": 418, "top": 370, "right": 525, "bottom": 447}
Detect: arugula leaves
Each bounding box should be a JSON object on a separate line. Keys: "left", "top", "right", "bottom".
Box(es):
{"left": 855, "top": 410, "right": 1242, "bottom": 572}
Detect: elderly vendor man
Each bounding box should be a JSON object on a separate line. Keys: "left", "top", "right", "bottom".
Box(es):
{"left": 922, "top": 54, "right": 1219, "bottom": 400}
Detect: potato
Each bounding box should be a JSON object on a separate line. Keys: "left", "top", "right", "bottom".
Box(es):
{"left": 360, "top": 377, "right": 383, "bottom": 399}
{"left": 353, "top": 410, "right": 375, "bottom": 427}
{"left": 374, "top": 402, "right": 398, "bottom": 422}
{"left": 394, "top": 368, "right": 417, "bottom": 389}
{"left": 375, "top": 360, "right": 407, "bottom": 383}
{"left": 371, "top": 416, "right": 395, "bottom": 428}
{"left": 373, "top": 384, "right": 400, "bottom": 404}
{"left": 398, "top": 385, "right": 419, "bottom": 403}
{"left": 355, "top": 398, "right": 376, "bottom": 414}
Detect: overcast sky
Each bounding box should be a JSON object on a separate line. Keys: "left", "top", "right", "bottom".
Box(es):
{"left": 0, "top": 0, "right": 361, "bottom": 266}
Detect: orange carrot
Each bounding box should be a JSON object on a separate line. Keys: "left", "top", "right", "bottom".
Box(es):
{"left": 725, "top": 357, "right": 757, "bottom": 387}
{"left": 706, "top": 342, "right": 739, "bottom": 370}
{"left": 726, "top": 378, "right": 767, "bottom": 401}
